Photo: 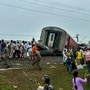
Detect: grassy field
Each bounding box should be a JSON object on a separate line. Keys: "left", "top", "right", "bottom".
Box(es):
{"left": 0, "top": 63, "right": 90, "bottom": 90}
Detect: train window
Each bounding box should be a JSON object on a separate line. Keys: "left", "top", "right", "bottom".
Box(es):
{"left": 51, "top": 34, "right": 54, "bottom": 41}
{"left": 47, "top": 33, "right": 55, "bottom": 48}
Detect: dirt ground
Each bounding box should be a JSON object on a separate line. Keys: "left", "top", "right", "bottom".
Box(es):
{"left": 0, "top": 56, "right": 63, "bottom": 69}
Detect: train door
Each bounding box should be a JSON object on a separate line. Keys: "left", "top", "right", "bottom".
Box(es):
{"left": 48, "top": 33, "right": 55, "bottom": 48}
{"left": 45, "top": 30, "right": 60, "bottom": 49}
{"left": 53, "top": 32, "right": 60, "bottom": 49}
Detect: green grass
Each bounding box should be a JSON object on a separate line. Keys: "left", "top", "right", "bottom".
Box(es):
{"left": 0, "top": 64, "right": 89, "bottom": 90}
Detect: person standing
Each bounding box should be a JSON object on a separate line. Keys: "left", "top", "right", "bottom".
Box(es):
{"left": 84, "top": 47, "right": 90, "bottom": 73}
{"left": 65, "top": 55, "right": 72, "bottom": 73}
{"left": 76, "top": 48, "right": 83, "bottom": 65}
{"left": 62, "top": 49, "right": 67, "bottom": 65}
{"left": 8, "top": 40, "right": 14, "bottom": 59}
{"left": 1, "top": 39, "right": 6, "bottom": 59}
{"left": 72, "top": 70, "right": 87, "bottom": 90}
{"left": 27, "top": 42, "right": 32, "bottom": 60}
{"left": 0, "top": 40, "right": 2, "bottom": 60}
{"left": 71, "top": 57, "right": 77, "bottom": 71}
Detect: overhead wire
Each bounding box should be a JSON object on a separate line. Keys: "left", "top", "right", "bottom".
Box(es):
{"left": 34, "top": 0, "right": 90, "bottom": 12}
{"left": 0, "top": 34, "right": 38, "bottom": 37}
{"left": 17, "top": 0, "right": 90, "bottom": 17}
{"left": 0, "top": 34, "right": 39, "bottom": 40}
{"left": 0, "top": 0, "right": 90, "bottom": 42}
{"left": 17, "top": 0, "right": 76, "bottom": 12}
{"left": 0, "top": 2, "right": 90, "bottom": 22}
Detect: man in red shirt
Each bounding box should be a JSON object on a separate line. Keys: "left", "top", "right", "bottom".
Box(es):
{"left": 32, "top": 43, "right": 41, "bottom": 70}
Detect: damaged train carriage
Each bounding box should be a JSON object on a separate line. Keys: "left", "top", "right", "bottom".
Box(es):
{"left": 39, "top": 26, "right": 78, "bottom": 56}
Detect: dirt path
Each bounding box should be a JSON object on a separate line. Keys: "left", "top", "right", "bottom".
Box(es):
{"left": 0, "top": 56, "right": 63, "bottom": 69}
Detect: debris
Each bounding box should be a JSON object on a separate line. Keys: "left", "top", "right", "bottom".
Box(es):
{"left": 37, "top": 85, "right": 44, "bottom": 90}
{"left": 50, "top": 65, "right": 56, "bottom": 69}
{"left": 13, "top": 85, "right": 17, "bottom": 88}
{"left": 47, "top": 62, "right": 51, "bottom": 64}
{"left": 0, "top": 68, "right": 20, "bottom": 71}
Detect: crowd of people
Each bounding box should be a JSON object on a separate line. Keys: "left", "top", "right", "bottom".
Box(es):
{"left": 0, "top": 38, "right": 37, "bottom": 59}
{"left": 0, "top": 38, "right": 42, "bottom": 70}
{"left": 62, "top": 45, "right": 90, "bottom": 90}
{"left": 0, "top": 39, "right": 32, "bottom": 60}
{"left": 1, "top": 38, "right": 90, "bottom": 89}
{"left": 63, "top": 45, "right": 90, "bottom": 74}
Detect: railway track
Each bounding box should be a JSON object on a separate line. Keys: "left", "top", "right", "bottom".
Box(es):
{"left": 0, "top": 56, "right": 63, "bottom": 69}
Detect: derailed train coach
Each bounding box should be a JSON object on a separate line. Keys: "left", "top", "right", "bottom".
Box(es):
{"left": 39, "top": 26, "right": 79, "bottom": 56}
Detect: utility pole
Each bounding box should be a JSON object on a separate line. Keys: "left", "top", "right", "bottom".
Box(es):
{"left": 76, "top": 34, "right": 79, "bottom": 42}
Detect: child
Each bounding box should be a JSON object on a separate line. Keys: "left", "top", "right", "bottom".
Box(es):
{"left": 65, "top": 56, "right": 72, "bottom": 73}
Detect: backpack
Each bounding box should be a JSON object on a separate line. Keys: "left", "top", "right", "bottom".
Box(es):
{"left": 66, "top": 58, "right": 71, "bottom": 65}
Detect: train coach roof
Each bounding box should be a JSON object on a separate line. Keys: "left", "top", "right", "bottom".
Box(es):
{"left": 42, "top": 26, "right": 66, "bottom": 33}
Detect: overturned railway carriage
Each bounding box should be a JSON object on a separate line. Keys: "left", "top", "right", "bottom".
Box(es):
{"left": 39, "top": 26, "right": 78, "bottom": 55}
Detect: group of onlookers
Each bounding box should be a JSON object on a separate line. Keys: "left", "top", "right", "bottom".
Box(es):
{"left": 0, "top": 38, "right": 40, "bottom": 60}
{"left": 63, "top": 46, "right": 77, "bottom": 73}
{"left": 62, "top": 45, "right": 90, "bottom": 90}
{"left": 63, "top": 45, "right": 90, "bottom": 74}
{"left": 0, "top": 38, "right": 42, "bottom": 70}
{"left": 0, "top": 39, "right": 33, "bottom": 60}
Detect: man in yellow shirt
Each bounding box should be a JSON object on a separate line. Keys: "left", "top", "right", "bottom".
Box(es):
{"left": 76, "top": 48, "right": 83, "bottom": 65}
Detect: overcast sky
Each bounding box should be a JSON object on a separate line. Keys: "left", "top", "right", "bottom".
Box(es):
{"left": 0, "top": 0, "right": 90, "bottom": 43}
